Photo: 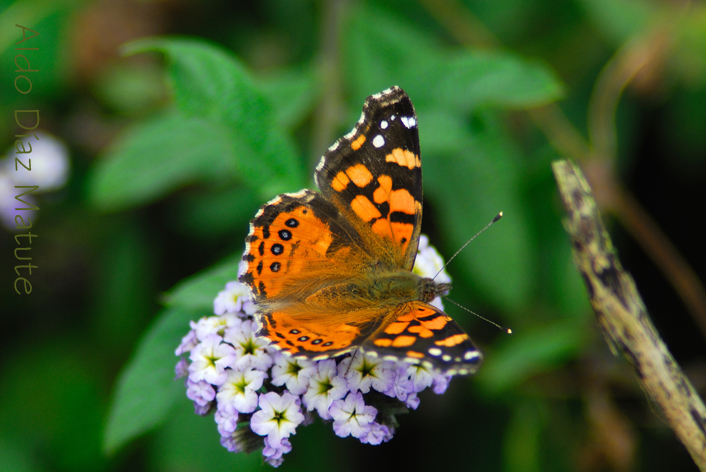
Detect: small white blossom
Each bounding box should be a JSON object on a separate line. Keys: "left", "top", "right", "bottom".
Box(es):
{"left": 271, "top": 352, "right": 317, "bottom": 395}
{"left": 339, "top": 352, "right": 394, "bottom": 394}
{"left": 189, "top": 334, "right": 237, "bottom": 386}
{"left": 216, "top": 368, "right": 267, "bottom": 414}
{"left": 3, "top": 131, "right": 70, "bottom": 190}
{"left": 330, "top": 392, "right": 377, "bottom": 439}
{"left": 251, "top": 392, "right": 305, "bottom": 446}
{"left": 302, "top": 359, "right": 348, "bottom": 419}
{"left": 224, "top": 319, "right": 273, "bottom": 371}
{"left": 214, "top": 281, "right": 253, "bottom": 315}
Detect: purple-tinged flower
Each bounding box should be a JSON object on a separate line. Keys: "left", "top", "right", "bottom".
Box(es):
{"left": 189, "top": 334, "right": 237, "bottom": 386}
{"left": 175, "top": 328, "right": 198, "bottom": 355}
{"left": 407, "top": 363, "right": 434, "bottom": 392}
{"left": 175, "top": 358, "right": 189, "bottom": 379}
{"left": 330, "top": 392, "right": 377, "bottom": 439}
{"left": 214, "top": 281, "right": 255, "bottom": 315}
{"left": 0, "top": 173, "right": 36, "bottom": 230}
{"left": 215, "top": 407, "right": 239, "bottom": 437}
{"left": 270, "top": 352, "right": 317, "bottom": 395}
{"left": 220, "top": 424, "right": 263, "bottom": 454}
{"left": 224, "top": 319, "right": 273, "bottom": 371}
{"left": 383, "top": 365, "right": 416, "bottom": 401}
{"left": 187, "top": 379, "right": 215, "bottom": 408}
{"left": 405, "top": 392, "right": 420, "bottom": 410}
{"left": 216, "top": 368, "right": 267, "bottom": 414}
{"left": 359, "top": 422, "right": 393, "bottom": 445}
{"left": 250, "top": 392, "right": 305, "bottom": 447}
{"left": 302, "top": 359, "right": 348, "bottom": 419}
{"left": 432, "top": 372, "right": 452, "bottom": 394}
{"left": 263, "top": 437, "right": 292, "bottom": 468}
{"left": 339, "top": 352, "right": 394, "bottom": 394}
{"left": 194, "top": 313, "right": 242, "bottom": 340}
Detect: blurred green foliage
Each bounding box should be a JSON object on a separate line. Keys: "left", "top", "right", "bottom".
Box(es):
{"left": 1, "top": 0, "right": 705, "bottom": 471}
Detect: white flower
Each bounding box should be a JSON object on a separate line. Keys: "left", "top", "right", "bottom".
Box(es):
{"left": 193, "top": 313, "right": 242, "bottom": 340}
{"left": 214, "top": 281, "right": 253, "bottom": 315}
{"left": 224, "top": 319, "right": 273, "bottom": 371}
{"left": 189, "top": 334, "right": 237, "bottom": 386}
{"left": 270, "top": 352, "right": 317, "bottom": 395}
{"left": 407, "top": 363, "right": 434, "bottom": 392}
{"left": 330, "top": 392, "right": 377, "bottom": 439}
{"left": 3, "top": 131, "right": 70, "bottom": 191}
{"left": 250, "top": 392, "right": 305, "bottom": 446}
{"left": 216, "top": 368, "right": 267, "bottom": 414}
{"left": 339, "top": 352, "right": 394, "bottom": 394}
{"left": 302, "top": 359, "right": 348, "bottom": 419}
{"left": 413, "top": 234, "right": 451, "bottom": 310}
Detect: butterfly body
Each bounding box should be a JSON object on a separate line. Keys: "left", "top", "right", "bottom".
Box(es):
{"left": 240, "top": 86, "right": 481, "bottom": 375}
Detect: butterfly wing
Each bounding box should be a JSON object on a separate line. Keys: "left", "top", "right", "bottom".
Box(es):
{"left": 240, "top": 189, "right": 365, "bottom": 304}
{"left": 314, "top": 86, "right": 422, "bottom": 271}
{"left": 363, "top": 301, "right": 482, "bottom": 375}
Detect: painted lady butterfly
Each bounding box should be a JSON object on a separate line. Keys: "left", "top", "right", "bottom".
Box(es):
{"left": 240, "top": 86, "right": 481, "bottom": 375}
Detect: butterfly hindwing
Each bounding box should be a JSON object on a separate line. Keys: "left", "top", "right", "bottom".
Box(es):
{"left": 363, "top": 301, "right": 482, "bottom": 374}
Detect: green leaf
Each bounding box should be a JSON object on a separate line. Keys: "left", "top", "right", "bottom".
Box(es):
{"left": 171, "top": 185, "right": 260, "bottom": 239}
{"left": 123, "top": 37, "right": 305, "bottom": 195}
{"left": 258, "top": 66, "right": 322, "bottom": 129}
{"left": 432, "top": 51, "right": 565, "bottom": 110}
{"left": 164, "top": 256, "right": 241, "bottom": 310}
{"left": 477, "top": 319, "right": 591, "bottom": 394}
{"left": 104, "top": 307, "right": 202, "bottom": 454}
{"left": 342, "top": 4, "right": 443, "bottom": 101}
{"left": 423, "top": 111, "right": 534, "bottom": 313}
{"left": 578, "top": 0, "right": 656, "bottom": 45}
{"left": 87, "top": 112, "right": 236, "bottom": 212}
{"left": 151, "top": 404, "right": 264, "bottom": 472}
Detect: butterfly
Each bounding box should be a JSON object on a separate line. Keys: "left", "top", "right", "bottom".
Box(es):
{"left": 239, "top": 86, "right": 481, "bottom": 375}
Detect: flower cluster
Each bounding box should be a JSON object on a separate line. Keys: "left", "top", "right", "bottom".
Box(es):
{"left": 175, "top": 235, "right": 456, "bottom": 467}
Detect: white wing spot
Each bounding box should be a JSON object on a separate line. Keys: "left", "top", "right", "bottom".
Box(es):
{"left": 380, "top": 120, "right": 388, "bottom": 129}
{"left": 442, "top": 354, "right": 452, "bottom": 361}
{"left": 464, "top": 351, "right": 479, "bottom": 360}
{"left": 372, "top": 135, "right": 385, "bottom": 148}
{"left": 401, "top": 116, "right": 417, "bottom": 128}
{"left": 428, "top": 347, "right": 442, "bottom": 356}
{"left": 390, "top": 114, "right": 396, "bottom": 120}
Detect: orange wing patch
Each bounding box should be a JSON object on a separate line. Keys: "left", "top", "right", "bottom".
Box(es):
{"left": 242, "top": 193, "right": 340, "bottom": 301}
{"left": 351, "top": 134, "right": 366, "bottom": 150}
{"left": 259, "top": 310, "right": 361, "bottom": 355}
{"left": 351, "top": 195, "right": 382, "bottom": 222}
{"left": 363, "top": 302, "right": 480, "bottom": 372}
{"left": 386, "top": 148, "right": 420, "bottom": 169}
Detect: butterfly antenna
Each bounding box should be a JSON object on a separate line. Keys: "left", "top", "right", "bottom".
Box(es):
{"left": 433, "top": 212, "right": 503, "bottom": 281}
{"left": 443, "top": 297, "right": 512, "bottom": 334}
